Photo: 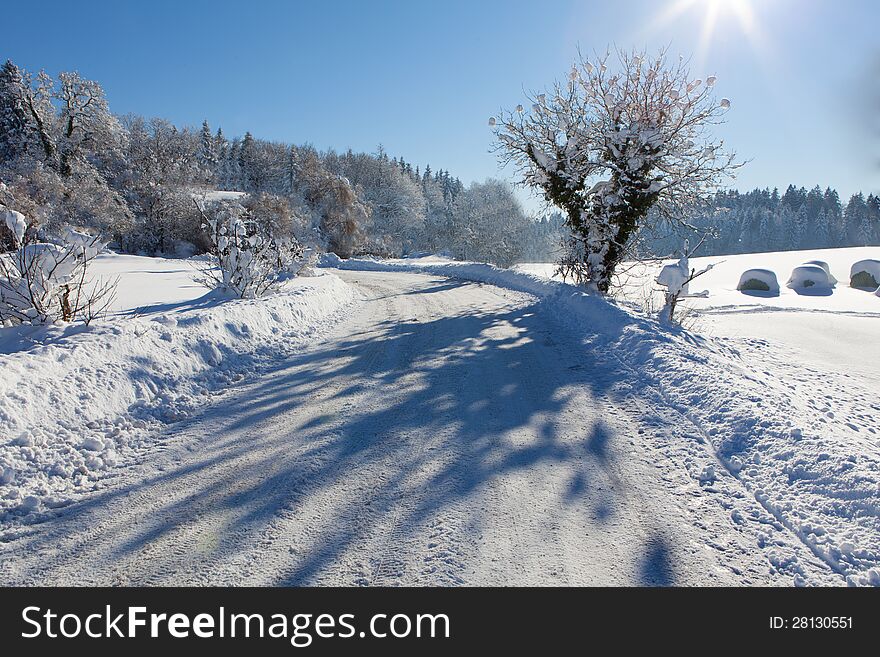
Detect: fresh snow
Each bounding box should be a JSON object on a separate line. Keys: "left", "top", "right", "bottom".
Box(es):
{"left": 786, "top": 264, "right": 834, "bottom": 291}
{"left": 0, "top": 254, "right": 355, "bottom": 519}
{"left": 737, "top": 268, "right": 780, "bottom": 293}
{"left": 0, "top": 247, "right": 877, "bottom": 586}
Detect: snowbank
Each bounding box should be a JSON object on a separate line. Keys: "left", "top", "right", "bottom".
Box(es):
{"left": 0, "top": 258, "right": 355, "bottom": 519}
{"left": 328, "top": 254, "right": 880, "bottom": 585}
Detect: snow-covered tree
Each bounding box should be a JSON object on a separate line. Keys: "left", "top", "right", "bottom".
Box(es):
{"left": 655, "top": 238, "right": 715, "bottom": 324}
{"left": 492, "top": 48, "right": 739, "bottom": 292}
{"left": 195, "top": 197, "right": 306, "bottom": 298}
{"left": 0, "top": 60, "right": 32, "bottom": 162}
{"left": 451, "top": 179, "right": 529, "bottom": 266}
{"left": 197, "top": 119, "right": 217, "bottom": 183}
{"left": 54, "top": 71, "right": 124, "bottom": 177}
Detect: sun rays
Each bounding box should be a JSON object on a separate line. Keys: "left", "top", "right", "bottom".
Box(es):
{"left": 642, "top": 0, "right": 769, "bottom": 70}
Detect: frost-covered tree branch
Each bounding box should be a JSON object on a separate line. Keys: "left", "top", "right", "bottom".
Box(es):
{"left": 491, "top": 48, "right": 741, "bottom": 292}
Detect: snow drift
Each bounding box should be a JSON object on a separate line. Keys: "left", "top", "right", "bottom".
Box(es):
{"left": 0, "top": 267, "right": 354, "bottom": 519}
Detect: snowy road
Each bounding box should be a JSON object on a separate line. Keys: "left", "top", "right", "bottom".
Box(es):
{"left": 0, "top": 270, "right": 840, "bottom": 585}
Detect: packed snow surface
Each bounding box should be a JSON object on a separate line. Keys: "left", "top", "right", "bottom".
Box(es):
{"left": 325, "top": 250, "right": 880, "bottom": 585}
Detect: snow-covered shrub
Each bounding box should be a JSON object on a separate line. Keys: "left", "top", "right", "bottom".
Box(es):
{"left": 195, "top": 197, "right": 305, "bottom": 298}
{"left": 0, "top": 206, "right": 115, "bottom": 325}
{"left": 849, "top": 259, "right": 880, "bottom": 289}
{"left": 802, "top": 260, "right": 837, "bottom": 284}
{"left": 787, "top": 264, "right": 833, "bottom": 290}
{"left": 737, "top": 269, "right": 779, "bottom": 293}
{"left": 655, "top": 239, "right": 714, "bottom": 323}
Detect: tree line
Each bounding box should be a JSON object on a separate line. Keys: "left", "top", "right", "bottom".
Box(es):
{"left": 646, "top": 185, "right": 880, "bottom": 257}
{"left": 0, "top": 60, "right": 557, "bottom": 267}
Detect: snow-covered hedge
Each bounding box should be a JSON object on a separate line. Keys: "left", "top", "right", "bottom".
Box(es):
{"left": 801, "top": 260, "right": 837, "bottom": 284}
{"left": 850, "top": 259, "right": 880, "bottom": 289}
{"left": 787, "top": 264, "right": 833, "bottom": 290}
{"left": 0, "top": 272, "right": 354, "bottom": 518}
{"left": 736, "top": 268, "right": 779, "bottom": 293}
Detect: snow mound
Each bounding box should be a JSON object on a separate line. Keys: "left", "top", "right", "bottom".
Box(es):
{"left": 850, "top": 259, "right": 880, "bottom": 289}
{"left": 0, "top": 269, "right": 355, "bottom": 519}
{"left": 786, "top": 264, "right": 833, "bottom": 290}
{"left": 736, "top": 269, "right": 779, "bottom": 293}
{"left": 801, "top": 260, "right": 837, "bottom": 284}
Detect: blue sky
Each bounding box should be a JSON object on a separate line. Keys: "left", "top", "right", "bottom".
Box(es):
{"left": 3, "top": 0, "right": 879, "bottom": 211}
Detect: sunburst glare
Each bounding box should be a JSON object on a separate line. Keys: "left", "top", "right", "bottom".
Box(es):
{"left": 643, "top": 0, "right": 767, "bottom": 69}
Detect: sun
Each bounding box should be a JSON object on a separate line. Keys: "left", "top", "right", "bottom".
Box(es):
{"left": 643, "top": 0, "right": 765, "bottom": 68}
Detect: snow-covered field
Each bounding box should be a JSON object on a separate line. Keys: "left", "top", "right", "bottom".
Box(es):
{"left": 0, "top": 254, "right": 355, "bottom": 518}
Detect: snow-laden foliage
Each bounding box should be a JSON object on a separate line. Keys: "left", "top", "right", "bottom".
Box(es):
{"left": 737, "top": 268, "right": 780, "bottom": 293}
{"left": 849, "top": 259, "right": 880, "bottom": 289}
{"left": 786, "top": 264, "right": 833, "bottom": 290}
{"left": 447, "top": 179, "right": 529, "bottom": 267}
{"left": 493, "top": 48, "right": 740, "bottom": 291}
{"left": 655, "top": 239, "right": 715, "bottom": 323}
{"left": 196, "top": 197, "right": 305, "bottom": 298}
{"left": 0, "top": 205, "right": 114, "bottom": 325}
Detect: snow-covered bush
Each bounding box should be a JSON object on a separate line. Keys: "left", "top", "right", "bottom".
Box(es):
{"left": 0, "top": 206, "right": 115, "bottom": 325}
{"left": 195, "top": 197, "right": 305, "bottom": 298}
{"left": 655, "top": 239, "right": 714, "bottom": 323}
{"left": 802, "top": 260, "right": 837, "bottom": 284}
{"left": 492, "top": 48, "right": 739, "bottom": 292}
{"left": 849, "top": 259, "right": 880, "bottom": 289}
{"left": 787, "top": 264, "right": 833, "bottom": 290}
{"left": 737, "top": 269, "right": 779, "bottom": 293}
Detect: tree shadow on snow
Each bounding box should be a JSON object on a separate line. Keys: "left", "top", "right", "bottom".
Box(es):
{"left": 5, "top": 275, "right": 679, "bottom": 586}
{"left": 639, "top": 536, "right": 675, "bottom": 586}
